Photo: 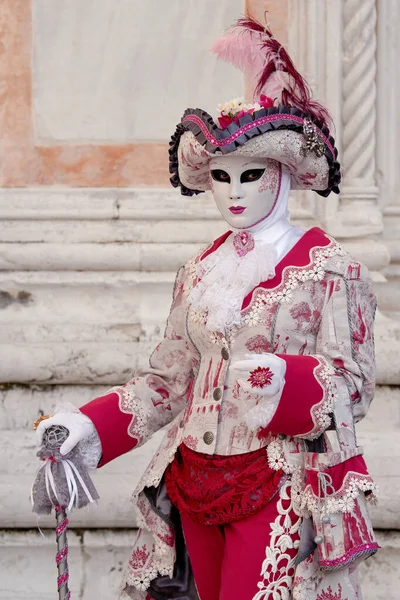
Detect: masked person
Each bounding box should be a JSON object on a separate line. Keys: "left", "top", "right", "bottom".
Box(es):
{"left": 36, "top": 19, "right": 378, "bottom": 600}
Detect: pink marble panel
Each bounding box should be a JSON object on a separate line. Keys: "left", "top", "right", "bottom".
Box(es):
{"left": 0, "top": 1, "right": 283, "bottom": 188}
{"left": 0, "top": 0, "right": 169, "bottom": 187}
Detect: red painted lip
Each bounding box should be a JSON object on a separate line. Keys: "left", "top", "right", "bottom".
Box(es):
{"left": 229, "top": 206, "right": 246, "bottom": 214}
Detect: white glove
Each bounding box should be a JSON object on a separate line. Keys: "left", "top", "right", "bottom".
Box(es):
{"left": 231, "top": 354, "right": 287, "bottom": 430}
{"left": 231, "top": 353, "right": 286, "bottom": 397}
{"left": 36, "top": 406, "right": 97, "bottom": 456}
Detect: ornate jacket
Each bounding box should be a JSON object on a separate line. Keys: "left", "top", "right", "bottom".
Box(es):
{"left": 81, "top": 227, "right": 378, "bottom": 600}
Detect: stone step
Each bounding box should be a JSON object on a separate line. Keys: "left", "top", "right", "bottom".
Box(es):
{"left": 0, "top": 242, "right": 205, "bottom": 272}
{"left": 1, "top": 218, "right": 226, "bottom": 244}
{"left": 0, "top": 340, "right": 159, "bottom": 385}
{"left": 0, "top": 529, "right": 397, "bottom": 600}
{"left": 0, "top": 188, "right": 310, "bottom": 223}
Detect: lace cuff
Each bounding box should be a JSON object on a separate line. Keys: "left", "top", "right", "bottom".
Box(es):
{"left": 105, "top": 383, "right": 164, "bottom": 447}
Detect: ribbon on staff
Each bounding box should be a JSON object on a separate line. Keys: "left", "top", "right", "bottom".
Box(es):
{"left": 31, "top": 446, "right": 99, "bottom": 516}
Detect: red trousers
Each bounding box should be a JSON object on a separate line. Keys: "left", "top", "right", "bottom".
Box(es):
{"left": 180, "top": 480, "right": 301, "bottom": 600}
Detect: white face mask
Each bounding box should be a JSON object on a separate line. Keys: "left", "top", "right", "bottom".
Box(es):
{"left": 209, "top": 155, "right": 282, "bottom": 229}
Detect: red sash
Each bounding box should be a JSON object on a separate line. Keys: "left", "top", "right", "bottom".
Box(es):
{"left": 165, "top": 443, "right": 284, "bottom": 526}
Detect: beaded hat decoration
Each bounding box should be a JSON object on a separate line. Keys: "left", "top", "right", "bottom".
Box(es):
{"left": 169, "top": 17, "right": 341, "bottom": 198}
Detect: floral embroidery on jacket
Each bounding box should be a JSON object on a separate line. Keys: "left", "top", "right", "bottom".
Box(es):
{"left": 315, "top": 584, "right": 344, "bottom": 600}
{"left": 245, "top": 334, "right": 272, "bottom": 353}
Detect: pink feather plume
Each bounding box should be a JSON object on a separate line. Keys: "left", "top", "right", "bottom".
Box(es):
{"left": 210, "top": 20, "right": 266, "bottom": 80}
{"left": 211, "top": 17, "right": 332, "bottom": 128}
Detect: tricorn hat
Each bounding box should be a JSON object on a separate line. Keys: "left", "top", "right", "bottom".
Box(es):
{"left": 169, "top": 18, "right": 340, "bottom": 198}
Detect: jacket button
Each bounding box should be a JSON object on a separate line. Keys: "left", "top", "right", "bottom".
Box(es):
{"left": 213, "top": 387, "right": 222, "bottom": 401}
{"left": 179, "top": 420, "right": 185, "bottom": 428}
{"left": 221, "top": 347, "right": 229, "bottom": 360}
{"left": 203, "top": 431, "right": 214, "bottom": 445}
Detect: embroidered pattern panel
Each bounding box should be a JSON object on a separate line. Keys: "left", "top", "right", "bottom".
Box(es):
{"left": 252, "top": 479, "right": 301, "bottom": 600}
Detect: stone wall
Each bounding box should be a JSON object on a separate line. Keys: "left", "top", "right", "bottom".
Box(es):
{"left": 0, "top": 1, "right": 399, "bottom": 598}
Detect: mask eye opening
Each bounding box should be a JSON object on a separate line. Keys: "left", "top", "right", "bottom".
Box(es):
{"left": 240, "top": 169, "right": 266, "bottom": 184}
{"left": 210, "top": 169, "right": 231, "bottom": 183}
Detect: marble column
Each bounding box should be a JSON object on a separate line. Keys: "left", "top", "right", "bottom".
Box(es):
{"left": 376, "top": 0, "right": 400, "bottom": 314}
{"left": 287, "top": 0, "right": 390, "bottom": 277}
{"left": 287, "top": 0, "right": 343, "bottom": 230}
{"left": 286, "top": 0, "right": 398, "bottom": 387}
{"left": 331, "top": 0, "right": 383, "bottom": 239}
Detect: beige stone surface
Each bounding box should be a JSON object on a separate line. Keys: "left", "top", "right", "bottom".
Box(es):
{"left": 358, "top": 531, "right": 400, "bottom": 600}
{"left": 33, "top": 0, "right": 243, "bottom": 143}
{"left": 0, "top": 241, "right": 204, "bottom": 272}
{"left": 0, "top": 531, "right": 83, "bottom": 599}
{"left": 357, "top": 385, "right": 400, "bottom": 529}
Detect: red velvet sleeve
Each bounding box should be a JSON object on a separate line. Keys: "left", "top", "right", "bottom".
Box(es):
{"left": 265, "top": 355, "right": 331, "bottom": 438}
{"left": 80, "top": 392, "right": 138, "bottom": 467}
